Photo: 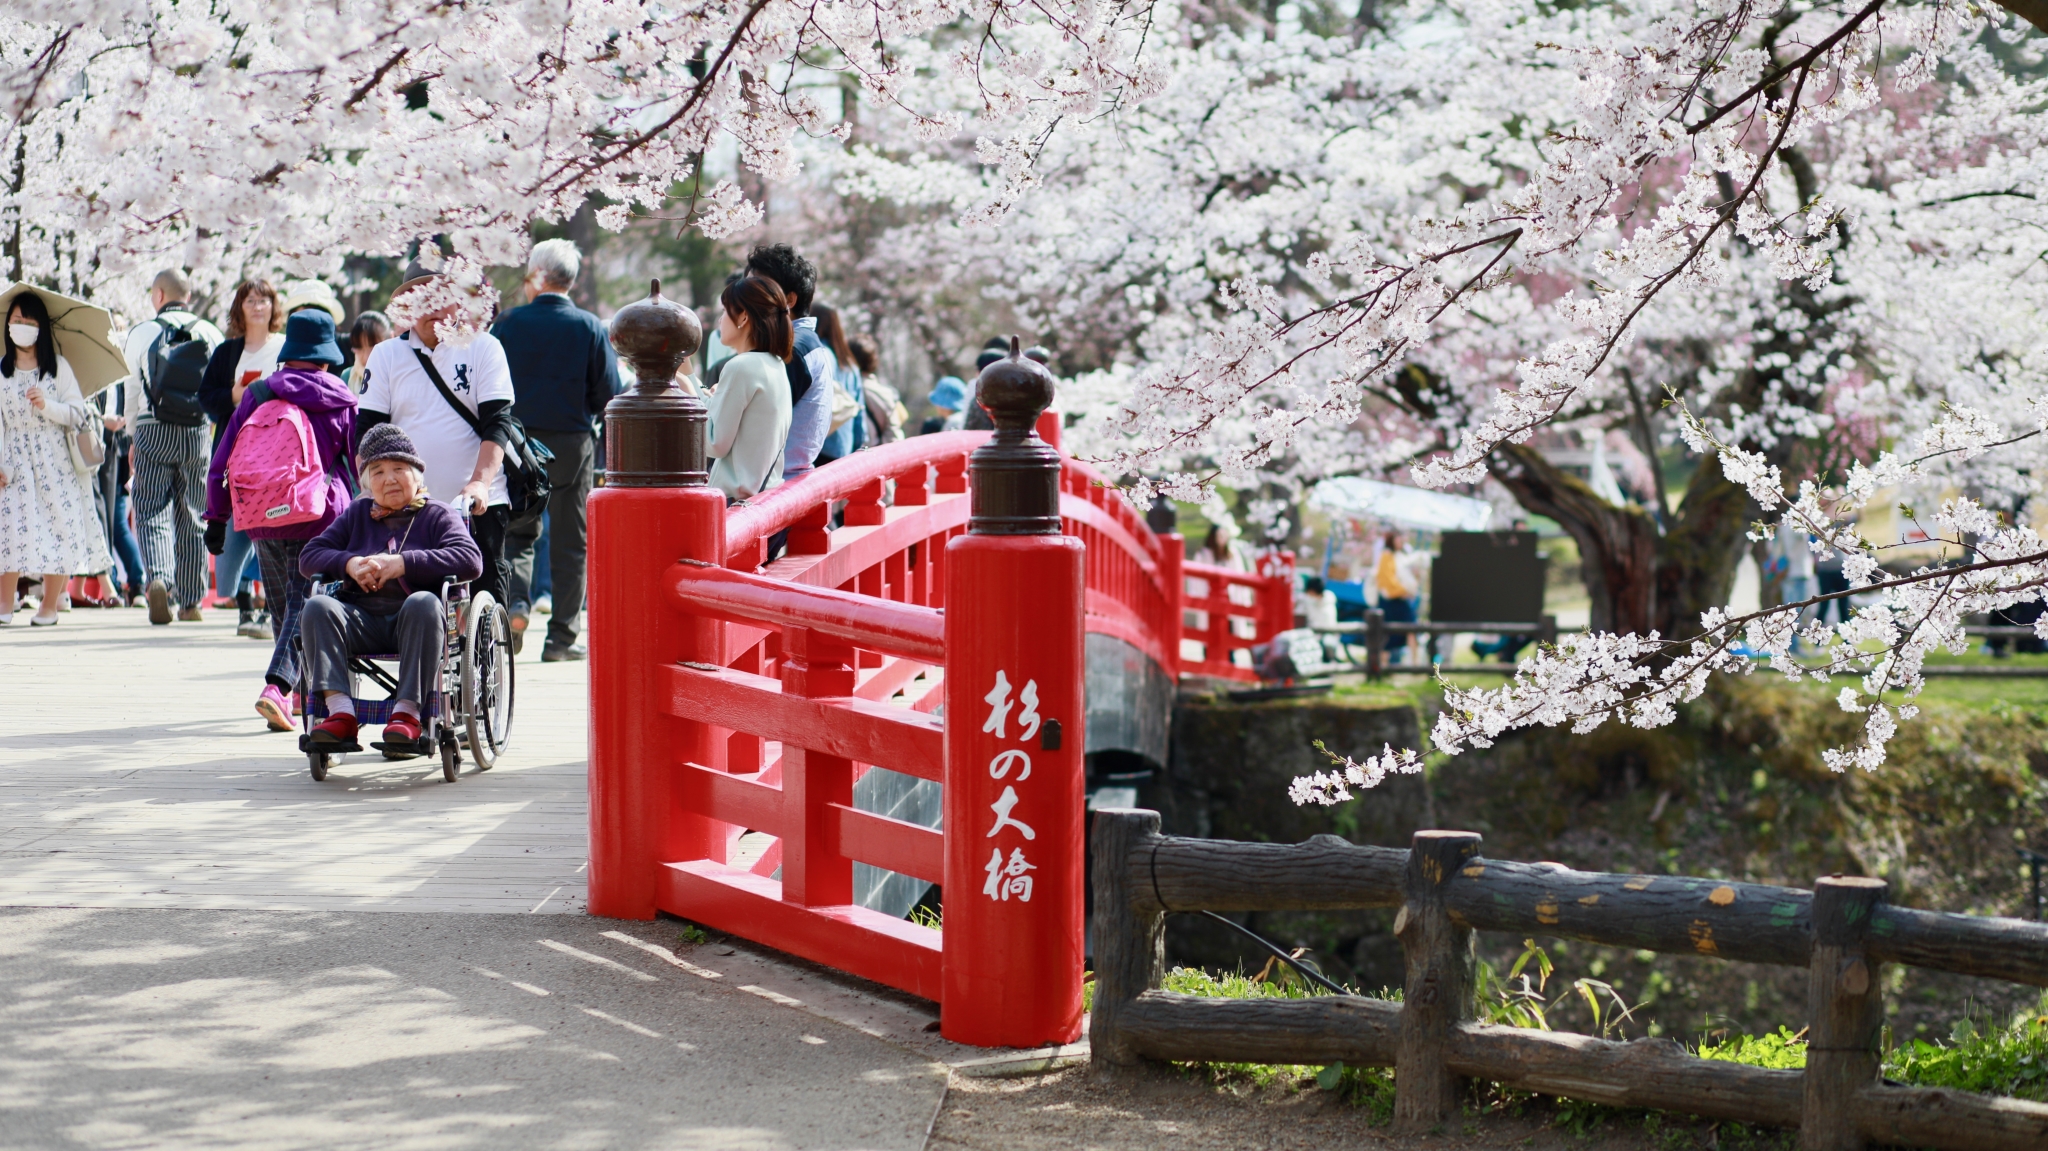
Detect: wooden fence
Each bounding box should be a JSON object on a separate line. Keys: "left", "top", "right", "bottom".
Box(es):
{"left": 1090, "top": 812, "right": 2048, "bottom": 1151}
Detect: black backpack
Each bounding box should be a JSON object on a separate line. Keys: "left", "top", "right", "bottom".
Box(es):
{"left": 146, "top": 317, "right": 210, "bottom": 427}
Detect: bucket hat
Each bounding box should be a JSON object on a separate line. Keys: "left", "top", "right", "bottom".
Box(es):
{"left": 278, "top": 310, "right": 345, "bottom": 366}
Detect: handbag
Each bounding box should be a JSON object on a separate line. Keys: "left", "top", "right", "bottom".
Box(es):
{"left": 827, "top": 375, "right": 860, "bottom": 432}
{"left": 69, "top": 419, "right": 106, "bottom": 474}
{"left": 60, "top": 386, "right": 105, "bottom": 475}
{"left": 413, "top": 349, "right": 554, "bottom": 522}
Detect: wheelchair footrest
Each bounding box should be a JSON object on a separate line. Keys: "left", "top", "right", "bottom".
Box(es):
{"left": 371, "top": 737, "right": 435, "bottom": 757}
{"left": 300, "top": 734, "right": 361, "bottom": 755}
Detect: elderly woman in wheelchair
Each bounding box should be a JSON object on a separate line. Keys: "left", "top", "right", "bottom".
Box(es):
{"left": 298, "top": 424, "right": 482, "bottom": 756}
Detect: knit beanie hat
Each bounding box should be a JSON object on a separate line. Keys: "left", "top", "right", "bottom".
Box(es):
{"left": 358, "top": 423, "right": 426, "bottom": 472}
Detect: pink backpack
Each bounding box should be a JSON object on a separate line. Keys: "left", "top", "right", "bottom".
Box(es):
{"left": 227, "top": 399, "right": 330, "bottom": 531}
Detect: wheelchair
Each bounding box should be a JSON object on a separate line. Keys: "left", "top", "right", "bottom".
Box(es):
{"left": 292, "top": 576, "right": 516, "bottom": 783}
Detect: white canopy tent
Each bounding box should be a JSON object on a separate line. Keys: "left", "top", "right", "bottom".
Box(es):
{"left": 1307, "top": 477, "right": 1494, "bottom": 533}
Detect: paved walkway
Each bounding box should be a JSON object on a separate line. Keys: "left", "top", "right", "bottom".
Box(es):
{"left": 0, "top": 606, "right": 1031, "bottom": 1150}
{"left": 0, "top": 608, "right": 589, "bottom": 913}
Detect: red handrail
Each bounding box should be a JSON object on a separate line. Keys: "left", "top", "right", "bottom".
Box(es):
{"left": 670, "top": 560, "right": 947, "bottom": 663}
{"left": 725, "top": 432, "right": 988, "bottom": 562}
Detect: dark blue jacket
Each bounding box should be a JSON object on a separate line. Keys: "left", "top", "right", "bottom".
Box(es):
{"left": 489, "top": 295, "right": 621, "bottom": 434}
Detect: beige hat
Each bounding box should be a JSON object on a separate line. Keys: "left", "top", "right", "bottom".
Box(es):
{"left": 280, "top": 279, "right": 345, "bottom": 323}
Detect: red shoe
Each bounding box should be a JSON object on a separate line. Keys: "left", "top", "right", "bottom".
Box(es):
{"left": 311, "top": 713, "right": 359, "bottom": 747}
{"left": 384, "top": 713, "right": 422, "bottom": 747}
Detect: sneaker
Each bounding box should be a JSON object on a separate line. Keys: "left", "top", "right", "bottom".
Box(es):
{"left": 533, "top": 594, "right": 553, "bottom": 615}
{"left": 236, "top": 609, "right": 267, "bottom": 640}
{"left": 310, "top": 713, "right": 359, "bottom": 747}
{"left": 291, "top": 691, "right": 304, "bottom": 716}
{"left": 145, "top": 579, "right": 172, "bottom": 625}
{"left": 255, "top": 685, "right": 293, "bottom": 732}
{"left": 177, "top": 606, "right": 203, "bottom": 623}
{"left": 541, "top": 642, "right": 587, "bottom": 662}
{"left": 508, "top": 606, "right": 529, "bottom": 655}
{"left": 29, "top": 613, "right": 57, "bottom": 627}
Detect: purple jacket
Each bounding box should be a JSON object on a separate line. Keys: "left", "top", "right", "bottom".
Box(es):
{"left": 204, "top": 366, "right": 359, "bottom": 539}
{"left": 301, "top": 497, "right": 484, "bottom": 614}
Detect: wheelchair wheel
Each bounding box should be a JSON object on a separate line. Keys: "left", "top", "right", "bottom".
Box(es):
{"left": 439, "top": 738, "right": 460, "bottom": 784}
{"left": 309, "top": 751, "right": 330, "bottom": 782}
{"left": 461, "top": 592, "right": 515, "bottom": 770}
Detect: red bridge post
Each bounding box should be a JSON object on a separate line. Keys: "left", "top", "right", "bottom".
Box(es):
{"left": 943, "top": 339, "right": 1087, "bottom": 1047}
{"left": 587, "top": 282, "right": 725, "bottom": 920}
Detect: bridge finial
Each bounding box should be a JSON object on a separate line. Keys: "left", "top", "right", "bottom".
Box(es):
{"left": 969, "top": 335, "right": 1061, "bottom": 535}
{"left": 603, "top": 280, "right": 707, "bottom": 487}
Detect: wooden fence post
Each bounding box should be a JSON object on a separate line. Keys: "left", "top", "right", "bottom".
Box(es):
{"left": 1396, "top": 829, "right": 1482, "bottom": 1131}
{"left": 1803, "top": 875, "right": 1888, "bottom": 1151}
{"left": 1365, "top": 608, "right": 1386, "bottom": 679}
{"left": 1090, "top": 808, "right": 1164, "bottom": 1070}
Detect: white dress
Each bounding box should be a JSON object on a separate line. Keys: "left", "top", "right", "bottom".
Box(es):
{"left": 0, "top": 358, "right": 110, "bottom": 574}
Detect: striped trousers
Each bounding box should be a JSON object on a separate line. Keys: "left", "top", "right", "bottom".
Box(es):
{"left": 131, "top": 418, "right": 211, "bottom": 608}
{"left": 254, "top": 538, "right": 310, "bottom": 689}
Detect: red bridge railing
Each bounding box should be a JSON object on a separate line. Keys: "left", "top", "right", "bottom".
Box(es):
{"left": 587, "top": 315, "right": 1289, "bottom": 1047}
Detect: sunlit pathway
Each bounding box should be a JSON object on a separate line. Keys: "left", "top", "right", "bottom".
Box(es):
{"left": 0, "top": 607, "right": 589, "bottom": 914}
{"left": 0, "top": 605, "right": 987, "bottom": 1150}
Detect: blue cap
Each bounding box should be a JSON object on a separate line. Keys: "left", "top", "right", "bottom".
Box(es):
{"left": 929, "top": 375, "right": 968, "bottom": 412}
{"left": 278, "top": 309, "right": 344, "bottom": 366}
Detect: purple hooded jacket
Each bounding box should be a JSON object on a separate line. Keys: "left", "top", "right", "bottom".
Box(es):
{"left": 205, "top": 366, "right": 359, "bottom": 540}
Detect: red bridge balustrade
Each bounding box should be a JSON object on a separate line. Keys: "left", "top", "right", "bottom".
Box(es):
{"left": 587, "top": 300, "right": 1290, "bottom": 1047}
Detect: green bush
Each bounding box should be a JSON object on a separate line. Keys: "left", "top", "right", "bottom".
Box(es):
{"left": 1884, "top": 997, "right": 2048, "bottom": 1102}
{"left": 1696, "top": 1026, "right": 1808, "bottom": 1070}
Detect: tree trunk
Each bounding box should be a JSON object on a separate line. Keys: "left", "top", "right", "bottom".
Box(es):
{"left": 563, "top": 199, "right": 603, "bottom": 313}
{"left": 1489, "top": 444, "right": 1752, "bottom": 640}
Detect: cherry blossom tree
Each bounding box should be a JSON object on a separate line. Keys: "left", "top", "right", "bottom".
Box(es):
{"left": 0, "top": 0, "right": 1167, "bottom": 314}
{"left": 844, "top": 0, "right": 2048, "bottom": 773}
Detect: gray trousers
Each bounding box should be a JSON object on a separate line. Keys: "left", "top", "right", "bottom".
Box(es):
{"left": 131, "top": 418, "right": 211, "bottom": 607}
{"left": 505, "top": 428, "right": 594, "bottom": 649}
{"left": 301, "top": 591, "right": 443, "bottom": 708}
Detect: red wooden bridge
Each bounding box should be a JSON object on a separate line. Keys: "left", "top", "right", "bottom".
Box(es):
{"left": 587, "top": 309, "right": 1289, "bottom": 1048}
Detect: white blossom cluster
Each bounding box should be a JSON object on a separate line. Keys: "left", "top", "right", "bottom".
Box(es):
{"left": 1288, "top": 743, "right": 1424, "bottom": 806}
{"left": 0, "top": 0, "right": 1166, "bottom": 312}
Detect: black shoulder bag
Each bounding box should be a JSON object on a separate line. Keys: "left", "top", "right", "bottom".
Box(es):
{"left": 413, "top": 348, "right": 554, "bottom": 523}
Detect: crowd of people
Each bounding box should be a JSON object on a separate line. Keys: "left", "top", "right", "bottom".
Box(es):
{"left": 2, "top": 238, "right": 1025, "bottom": 747}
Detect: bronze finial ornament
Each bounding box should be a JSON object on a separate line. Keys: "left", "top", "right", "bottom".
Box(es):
{"left": 968, "top": 335, "right": 1062, "bottom": 535}
{"left": 603, "top": 278, "right": 707, "bottom": 488}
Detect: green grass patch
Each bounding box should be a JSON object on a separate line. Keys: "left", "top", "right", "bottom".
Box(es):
{"left": 1884, "top": 998, "right": 2048, "bottom": 1101}
{"left": 1697, "top": 1026, "right": 1809, "bottom": 1070}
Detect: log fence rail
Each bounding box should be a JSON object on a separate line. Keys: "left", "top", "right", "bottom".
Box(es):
{"left": 1090, "top": 811, "right": 2048, "bottom": 1150}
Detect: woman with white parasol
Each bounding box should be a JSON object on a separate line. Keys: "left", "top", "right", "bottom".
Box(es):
{"left": 0, "top": 287, "right": 113, "bottom": 624}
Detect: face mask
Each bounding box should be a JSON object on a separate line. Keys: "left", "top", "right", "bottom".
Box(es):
{"left": 8, "top": 323, "right": 37, "bottom": 350}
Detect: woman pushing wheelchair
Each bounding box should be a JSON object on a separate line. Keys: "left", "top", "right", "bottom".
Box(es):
{"left": 299, "top": 424, "right": 481, "bottom": 753}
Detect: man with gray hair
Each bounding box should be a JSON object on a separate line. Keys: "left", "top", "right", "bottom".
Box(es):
{"left": 487, "top": 237, "right": 620, "bottom": 660}
{"left": 121, "top": 268, "right": 225, "bottom": 624}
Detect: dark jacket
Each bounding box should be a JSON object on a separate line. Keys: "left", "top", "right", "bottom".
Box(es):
{"left": 301, "top": 497, "right": 484, "bottom": 615}
{"left": 199, "top": 336, "right": 248, "bottom": 436}
{"left": 489, "top": 294, "right": 620, "bottom": 434}
{"left": 789, "top": 323, "right": 820, "bottom": 406}
{"left": 205, "top": 366, "right": 360, "bottom": 539}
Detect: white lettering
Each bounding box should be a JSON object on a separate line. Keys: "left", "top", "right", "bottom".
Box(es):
{"left": 985, "top": 785, "right": 1037, "bottom": 840}
{"left": 982, "top": 670, "right": 1013, "bottom": 739}
{"left": 1017, "top": 679, "right": 1041, "bottom": 742}
{"left": 989, "top": 748, "right": 1032, "bottom": 782}
{"left": 983, "top": 846, "right": 1037, "bottom": 902}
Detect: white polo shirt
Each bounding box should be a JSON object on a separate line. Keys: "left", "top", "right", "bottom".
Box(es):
{"left": 358, "top": 330, "right": 516, "bottom": 508}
